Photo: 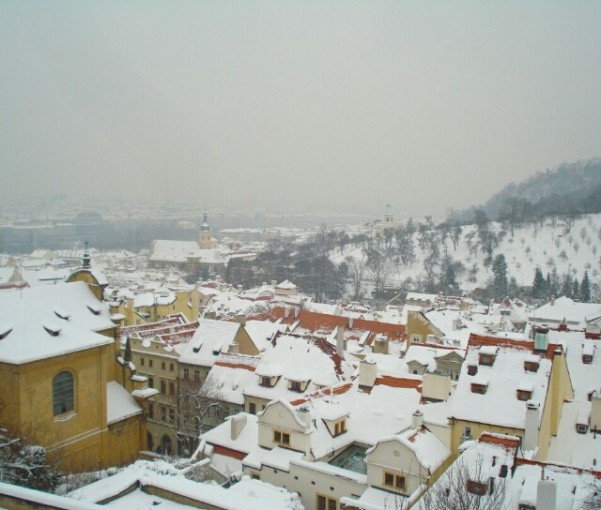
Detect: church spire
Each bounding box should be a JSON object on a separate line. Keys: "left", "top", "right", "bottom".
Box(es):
{"left": 82, "top": 241, "right": 91, "bottom": 269}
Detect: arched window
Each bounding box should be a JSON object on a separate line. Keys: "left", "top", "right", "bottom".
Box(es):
{"left": 53, "top": 371, "right": 74, "bottom": 416}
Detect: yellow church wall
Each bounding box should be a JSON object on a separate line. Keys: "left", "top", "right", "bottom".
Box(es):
{"left": 106, "top": 415, "right": 145, "bottom": 467}
{"left": 0, "top": 363, "right": 21, "bottom": 434}
{"left": 3, "top": 346, "right": 112, "bottom": 472}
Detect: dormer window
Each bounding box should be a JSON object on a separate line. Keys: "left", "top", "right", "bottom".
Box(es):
{"left": 0, "top": 325, "right": 13, "bottom": 340}
{"left": 260, "top": 376, "right": 275, "bottom": 387}
{"left": 583, "top": 344, "right": 594, "bottom": 365}
{"left": 288, "top": 378, "right": 310, "bottom": 393}
{"left": 517, "top": 381, "right": 533, "bottom": 401}
{"left": 86, "top": 303, "right": 101, "bottom": 315}
{"left": 524, "top": 355, "right": 540, "bottom": 373}
{"left": 334, "top": 419, "right": 346, "bottom": 436}
{"left": 471, "top": 376, "right": 489, "bottom": 394}
{"left": 524, "top": 360, "right": 539, "bottom": 372}
{"left": 478, "top": 346, "right": 498, "bottom": 366}
{"left": 54, "top": 308, "right": 70, "bottom": 320}
{"left": 43, "top": 323, "right": 62, "bottom": 336}
{"left": 466, "top": 479, "right": 488, "bottom": 496}
{"left": 576, "top": 423, "right": 589, "bottom": 434}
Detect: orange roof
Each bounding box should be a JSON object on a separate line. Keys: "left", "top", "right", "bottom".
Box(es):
{"left": 478, "top": 433, "right": 520, "bottom": 450}
{"left": 375, "top": 375, "right": 422, "bottom": 392}
{"left": 468, "top": 333, "right": 562, "bottom": 360}
{"left": 268, "top": 307, "right": 405, "bottom": 339}
{"left": 516, "top": 458, "right": 601, "bottom": 479}
{"left": 214, "top": 360, "right": 256, "bottom": 372}
{"left": 289, "top": 382, "right": 354, "bottom": 407}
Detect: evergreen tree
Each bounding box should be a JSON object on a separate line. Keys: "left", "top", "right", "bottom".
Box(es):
{"left": 491, "top": 254, "right": 508, "bottom": 300}
{"left": 572, "top": 279, "right": 580, "bottom": 299}
{"left": 533, "top": 268, "right": 546, "bottom": 299}
{"left": 561, "top": 274, "right": 573, "bottom": 298}
{"left": 581, "top": 271, "right": 592, "bottom": 302}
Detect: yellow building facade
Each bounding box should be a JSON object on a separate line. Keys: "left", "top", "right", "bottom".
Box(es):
{"left": 0, "top": 277, "right": 146, "bottom": 474}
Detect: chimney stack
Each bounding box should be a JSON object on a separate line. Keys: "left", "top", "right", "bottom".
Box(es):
{"left": 412, "top": 409, "right": 424, "bottom": 429}
{"left": 230, "top": 414, "right": 247, "bottom": 440}
{"left": 536, "top": 479, "right": 557, "bottom": 510}
{"left": 336, "top": 326, "right": 345, "bottom": 356}
{"left": 524, "top": 400, "right": 540, "bottom": 451}
{"left": 359, "top": 359, "right": 378, "bottom": 389}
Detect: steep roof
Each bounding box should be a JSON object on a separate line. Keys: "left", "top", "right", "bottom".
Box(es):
{"left": 0, "top": 281, "right": 114, "bottom": 364}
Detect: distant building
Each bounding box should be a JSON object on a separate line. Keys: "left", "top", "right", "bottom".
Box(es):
{"left": 148, "top": 213, "right": 225, "bottom": 280}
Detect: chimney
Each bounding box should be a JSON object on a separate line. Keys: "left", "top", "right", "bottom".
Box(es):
{"left": 296, "top": 406, "right": 312, "bottom": 430}
{"left": 271, "top": 279, "right": 278, "bottom": 287}
{"left": 412, "top": 409, "right": 424, "bottom": 429}
{"left": 533, "top": 327, "right": 549, "bottom": 353}
{"left": 524, "top": 400, "right": 540, "bottom": 451}
{"left": 591, "top": 390, "right": 601, "bottom": 432}
{"left": 284, "top": 306, "right": 290, "bottom": 318}
{"left": 348, "top": 317, "right": 354, "bottom": 329}
{"left": 294, "top": 307, "right": 299, "bottom": 319}
{"left": 359, "top": 359, "right": 378, "bottom": 389}
{"left": 230, "top": 414, "right": 247, "bottom": 440}
{"left": 536, "top": 479, "right": 557, "bottom": 510}
{"left": 336, "top": 326, "right": 345, "bottom": 356}
{"left": 235, "top": 314, "right": 247, "bottom": 327}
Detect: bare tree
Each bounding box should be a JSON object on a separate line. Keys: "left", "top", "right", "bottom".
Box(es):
{"left": 367, "top": 249, "right": 391, "bottom": 295}
{"left": 416, "top": 455, "right": 507, "bottom": 510}
{"left": 0, "top": 428, "right": 60, "bottom": 492}
{"left": 346, "top": 254, "right": 367, "bottom": 300}
{"left": 177, "top": 378, "right": 227, "bottom": 456}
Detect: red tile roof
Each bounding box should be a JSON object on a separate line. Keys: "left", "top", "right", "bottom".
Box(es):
{"left": 468, "top": 333, "right": 562, "bottom": 360}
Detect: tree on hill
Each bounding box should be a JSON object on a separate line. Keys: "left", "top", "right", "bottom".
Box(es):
{"left": 491, "top": 254, "right": 508, "bottom": 300}
{"left": 581, "top": 271, "right": 592, "bottom": 302}
{"left": 561, "top": 274, "right": 573, "bottom": 298}
{"left": 532, "top": 268, "right": 547, "bottom": 299}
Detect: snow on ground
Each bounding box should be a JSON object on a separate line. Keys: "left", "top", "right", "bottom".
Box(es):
{"left": 332, "top": 213, "right": 601, "bottom": 295}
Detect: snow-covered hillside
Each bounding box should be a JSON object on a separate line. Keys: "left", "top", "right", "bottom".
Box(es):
{"left": 332, "top": 213, "right": 601, "bottom": 298}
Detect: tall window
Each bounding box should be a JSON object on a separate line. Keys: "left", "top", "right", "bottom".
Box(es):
{"left": 383, "top": 471, "right": 406, "bottom": 491}
{"left": 53, "top": 371, "right": 74, "bottom": 416}
{"left": 273, "top": 430, "right": 290, "bottom": 446}
{"left": 317, "top": 494, "right": 337, "bottom": 510}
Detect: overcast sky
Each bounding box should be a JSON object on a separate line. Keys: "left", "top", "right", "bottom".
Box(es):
{"left": 1, "top": 1, "right": 600, "bottom": 218}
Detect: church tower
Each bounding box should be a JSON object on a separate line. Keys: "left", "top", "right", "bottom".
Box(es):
{"left": 198, "top": 212, "right": 217, "bottom": 249}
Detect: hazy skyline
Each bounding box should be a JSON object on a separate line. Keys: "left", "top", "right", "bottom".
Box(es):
{"left": 1, "top": 1, "right": 600, "bottom": 218}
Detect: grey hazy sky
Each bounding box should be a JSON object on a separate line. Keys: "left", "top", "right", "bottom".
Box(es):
{"left": 1, "top": 1, "right": 600, "bottom": 217}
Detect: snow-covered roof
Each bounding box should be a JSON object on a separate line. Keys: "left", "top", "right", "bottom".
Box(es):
{"left": 106, "top": 381, "right": 143, "bottom": 424}
{"left": 448, "top": 342, "right": 553, "bottom": 429}
{"left": 67, "top": 459, "right": 303, "bottom": 510}
{"left": 203, "top": 354, "right": 259, "bottom": 405}
{"left": 0, "top": 281, "right": 115, "bottom": 364}
{"left": 178, "top": 319, "right": 240, "bottom": 367}
{"left": 369, "top": 426, "right": 450, "bottom": 473}
{"left": 149, "top": 240, "right": 224, "bottom": 265}
{"left": 243, "top": 333, "right": 353, "bottom": 402}
{"left": 531, "top": 297, "right": 601, "bottom": 327}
